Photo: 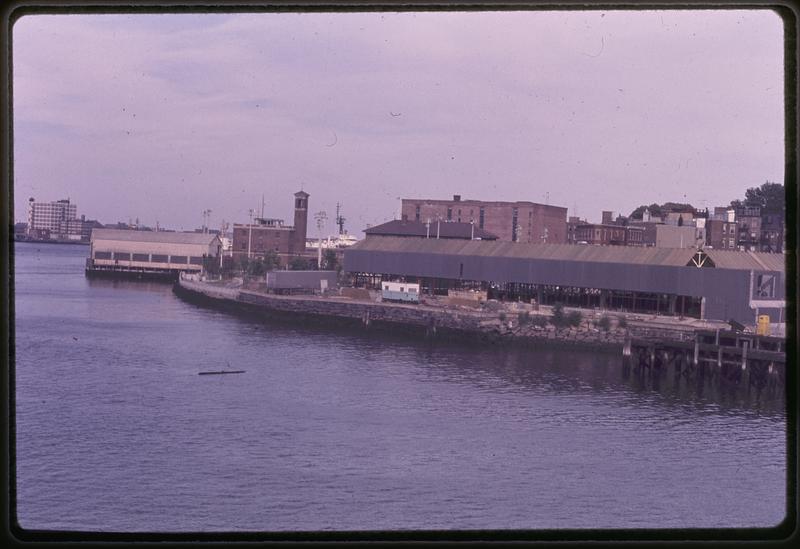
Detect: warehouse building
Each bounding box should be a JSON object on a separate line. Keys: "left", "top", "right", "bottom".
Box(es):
{"left": 86, "top": 229, "right": 222, "bottom": 280}
{"left": 343, "top": 237, "right": 785, "bottom": 326}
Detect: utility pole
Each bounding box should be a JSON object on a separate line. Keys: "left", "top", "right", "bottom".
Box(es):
{"left": 247, "top": 209, "right": 254, "bottom": 259}
{"left": 336, "top": 202, "right": 346, "bottom": 235}
{"left": 425, "top": 218, "right": 431, "bottom": 239}
{"left": 219, "top": 219, "right": 226, "bottom": 271}
{"left": 315, "top": 211, "right": 327, "bottom": 268}
{"left": 470, "top": 219, "right": 475, "bottom": 240}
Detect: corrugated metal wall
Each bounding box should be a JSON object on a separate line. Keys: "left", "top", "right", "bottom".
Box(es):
{"left": 344, "top": 248, "right": 782, "bottom": 324}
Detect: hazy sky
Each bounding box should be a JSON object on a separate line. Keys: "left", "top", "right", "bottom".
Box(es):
{"left": 12, "top": 9, "right": 784, "bottom": 234}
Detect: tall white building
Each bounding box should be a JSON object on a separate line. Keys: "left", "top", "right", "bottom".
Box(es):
{"left": 27, "top": 198, "right": 78, "bottom": 234}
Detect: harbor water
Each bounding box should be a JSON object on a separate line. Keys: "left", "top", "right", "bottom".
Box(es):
{"left": 13, "top": 242, "right": 787, "bottom": 532}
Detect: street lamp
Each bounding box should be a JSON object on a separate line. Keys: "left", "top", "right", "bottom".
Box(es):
{"left": 315, "top": 210, "right": 327, "bottom": 268}
{"left": 247, "top": 209, "right": 254, "bottom": 259}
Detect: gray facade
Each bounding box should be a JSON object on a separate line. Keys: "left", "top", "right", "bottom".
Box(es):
{"left": 343, "top": 238, "right": 785, "bottom": 326}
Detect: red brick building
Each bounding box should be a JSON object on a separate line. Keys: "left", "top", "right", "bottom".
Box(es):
{"left": 232, "top": 191, "right": 309, "bottom": 267}
{"left": 567, "top": 220, "right": 644, "bottom": 246}
{"left": 401, "top": 195, "right": 567, "bottom": 244}
{"left": 705, "top": 219, "right": 738, "bottom": 250}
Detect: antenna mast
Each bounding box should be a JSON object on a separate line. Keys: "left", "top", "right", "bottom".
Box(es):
{"left": 335, "top": 202, "right": 346, "bottom": 235}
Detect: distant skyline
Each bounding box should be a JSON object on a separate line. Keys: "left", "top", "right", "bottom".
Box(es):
{"left": 12, "top": 10, "right": 784, "bottom": 234}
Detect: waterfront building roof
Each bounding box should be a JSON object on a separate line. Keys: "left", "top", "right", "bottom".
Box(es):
{"left": 347, "top": 237, "right": 784, "bottom": 273}
{"left": 364, "top": 220, "right": 499, "bottom": 240}
{"left": 91, "top": 228, "right": 221, "bottom": 245}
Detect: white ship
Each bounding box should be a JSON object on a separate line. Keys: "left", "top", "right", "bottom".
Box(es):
{"left": 306, "top": 233, "right": 359, "bottom": 250}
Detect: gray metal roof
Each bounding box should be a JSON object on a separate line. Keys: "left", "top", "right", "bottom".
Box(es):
{"left": 365, "top": 219, "right": 498, "bottom": 240}
{"left": 348, "top": 237, "right": 785, "bottom": 273}
{"left": 91, "top": 228, "right": 221, "bottom": 245}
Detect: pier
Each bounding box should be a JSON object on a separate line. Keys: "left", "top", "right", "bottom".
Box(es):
{"left": 623, "top": 329, "right": 786, "bottom": 388}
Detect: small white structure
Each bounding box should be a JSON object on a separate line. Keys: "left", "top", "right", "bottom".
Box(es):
{"left": 381, "top": 281, "right": 420, "bottom": 303}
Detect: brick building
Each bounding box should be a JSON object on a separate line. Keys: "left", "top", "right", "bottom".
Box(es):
{"left": 567, "top": 219, "right": 644, "bottom": 246}
{"left": 735, "top": 206, "right": 762, "bottom": 252}
{"left": 401, "top": 195, "right": 567, "bottom": 244}
{"left": 232, "top": 191, "right": 309, "bottom": 267}
{"left": 760, "top": 212, "right": 784, "bottom": 253}
{"left": 705, "top": 219, "right": 738, "bottom": 250}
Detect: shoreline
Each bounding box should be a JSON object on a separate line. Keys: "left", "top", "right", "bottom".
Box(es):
{"left": 173, "top": 278, "right": 731, "bottom": 354}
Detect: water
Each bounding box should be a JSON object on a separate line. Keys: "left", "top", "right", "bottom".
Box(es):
{"left": 13, "top": 242, "right": 787, "bottom": 532}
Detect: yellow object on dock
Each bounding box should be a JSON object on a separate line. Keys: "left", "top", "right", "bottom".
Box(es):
{"left": 756, "top": 315, "right": 771, "bottom": 336}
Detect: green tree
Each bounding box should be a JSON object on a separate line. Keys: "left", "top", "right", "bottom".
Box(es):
{"left": 629, "top": 203, "right": 662, "bottom": 220}
{"left": 322, "top": 249, "right": 338, "bottom": 271}
{"left": 247, "top": 257, "right": 266, "bottom": 277}
{"left": 263, "top": 250, "right": 280, "bottom": 272}
{"left": 732, "top": 181, "right": 785, "bottom": 214}
{"left": 289, "top": 257, "right": 310, "bottom": 270}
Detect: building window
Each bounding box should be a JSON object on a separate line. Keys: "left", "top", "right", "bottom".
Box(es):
{"left": 511, "top": 208, "right": 519, "bottom": 241}
{"left": 94, "top": 251, "right": 111, "bottom": 260}
{"left": 113, "top": 252, "right": 131, "bottom": 261}
{"left": 479, "top": 208, "right": 485, "bottom": 229}
{"left": 170, "top": 255, "right": 188, "bottom": 264}
{"left": 447, "top": 207, "right": 452, "bottom": 220}
{"left": 151, "top": 254, "right": 168, "bottom": 263}
{"left": 189, "top": 256, "right": 204, "bottom": 265}
{"left": 132, "top": 253, "right": 150, "bottom": 262}
{"left": 415, "top": 205, "right": 420, "bottom": 221}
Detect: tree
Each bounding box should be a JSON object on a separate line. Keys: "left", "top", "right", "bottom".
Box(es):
{"left": 322, "top": 249, "right": 338, "bottom": 271}
{"left": 629, "top": 203, "right": 663, "bottom": 220}
{"left": 732, "top": 181, "right": 785, "bottom": 214}
{"left": 289, "top": 257, "right": 310, "bottom": 270}
{"left": 263, "top": 250, "right": 280, "bottom": 272}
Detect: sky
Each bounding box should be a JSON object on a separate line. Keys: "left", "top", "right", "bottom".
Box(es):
{"left": 12, "top": 9, "right": 785, "bottom": 234}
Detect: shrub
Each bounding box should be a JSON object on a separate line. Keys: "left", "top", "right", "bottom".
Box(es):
{"left": 567, "top": 310, "right": 582, "bottom": 327}
{"left": 531, "top": 315, "right": 549, "bottom": 327}
{"left": 617, "top": 315, "right": 628, "bottom": 329}
{"left": 517, "top": 311, "right": 531, "bottom": 325}
{"left": 550, "top": 303, "right": 566, "bottom": 326}
{"left": 498, "top": 311, "right": 507, "bottom": 322}
{"left": 596, "top": 314, "right": 612, "bottom": 331}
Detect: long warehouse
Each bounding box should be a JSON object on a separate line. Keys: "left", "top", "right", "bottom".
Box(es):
{"left": 343, "top": 237, "right": 786, "bottom": 326}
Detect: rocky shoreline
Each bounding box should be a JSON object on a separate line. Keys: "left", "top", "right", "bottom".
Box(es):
{"left": 174, "top": 278, "right": 729, "bottom": 353}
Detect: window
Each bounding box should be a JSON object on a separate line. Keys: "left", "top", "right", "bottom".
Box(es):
{"left": 400, "top": 287, "right": 404, "bottom": 292}
{"left": 511, "top": 208, "right": 519, "bottom": 241}
{"left": 189, "top": 256, "right": 204, "bottom": 265}
{"left": 479, "top": 208, "right": 485, "bottom": 229}
{"left": 132, "top": 253, "right": 150, "bottom": 262}
{"left": 170, "top": 256, "right": 188, "bottom": 264}
{"left": 151, "top": 254, "right": 168, "bottom": 263}
{"left": 113, "top": 252, "right": 131, "bottom": 261}
{"left": 409, "top": 287, "right": 417, "bottom": 293}
{"left": 447, "top": 207, "right": 452, "bottom": 220}
{"left": 415, "top": 205, "right": 420, "bottom": 221}
{"left": 94, "top": 251, "right": 111, "bottom": 260}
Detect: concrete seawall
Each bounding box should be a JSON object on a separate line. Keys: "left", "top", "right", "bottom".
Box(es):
{"left": 173, "top": 278, "right": 715, "bottom": 352}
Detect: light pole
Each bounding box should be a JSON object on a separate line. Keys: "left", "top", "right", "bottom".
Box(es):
{"left": 315, "top": 211, "right": 327, "bottom": 268}
{"left": 247, "top": 209, "right": 254, "bottom": 259}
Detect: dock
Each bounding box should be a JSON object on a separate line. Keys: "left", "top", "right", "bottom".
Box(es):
{"left": 623, "top": 329, "right": 786, "bottom": 388}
